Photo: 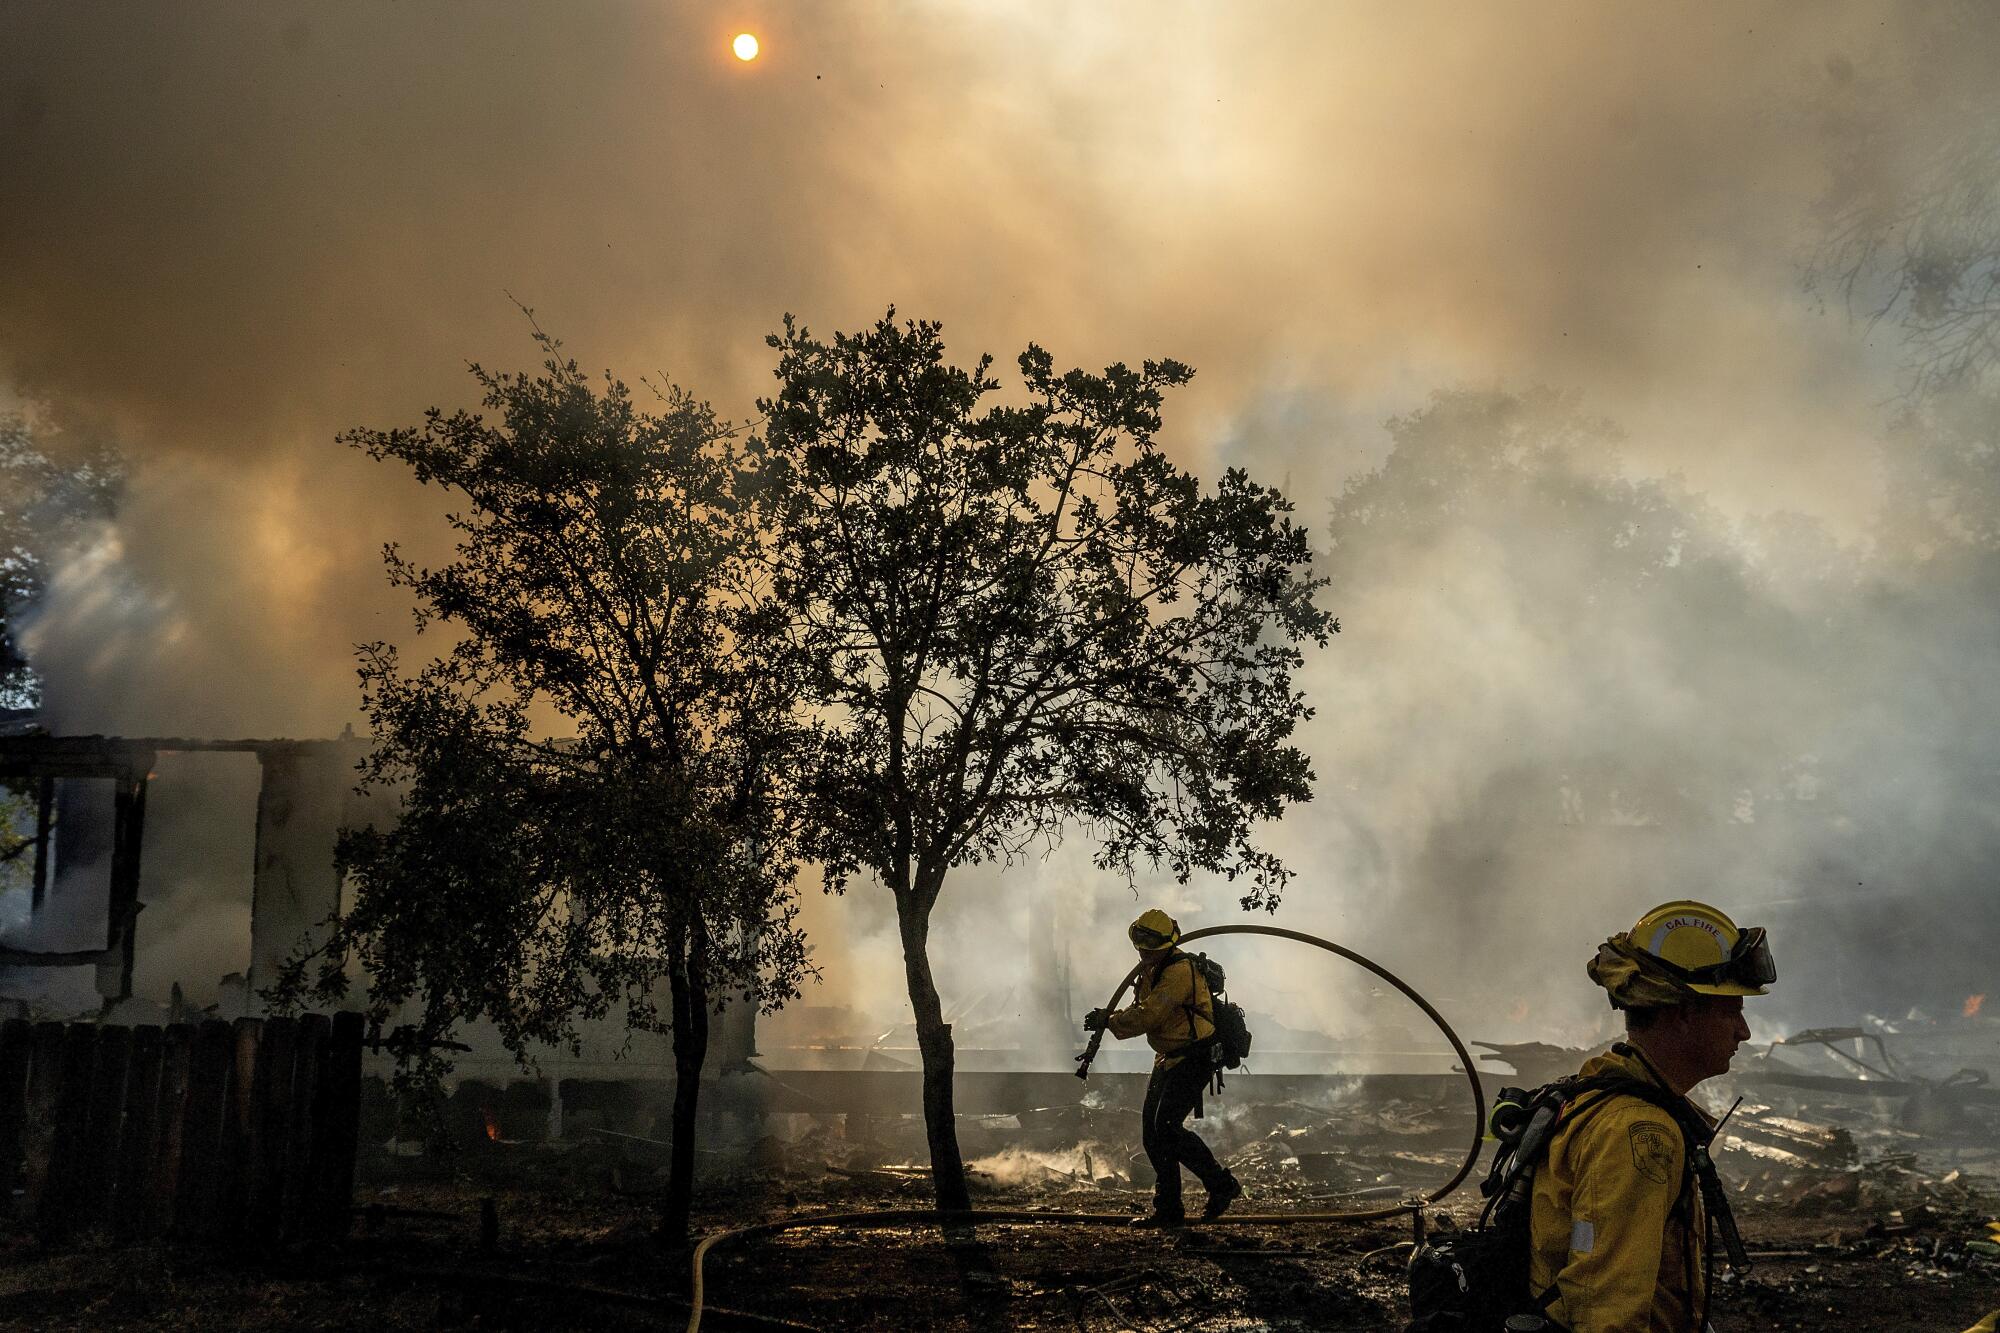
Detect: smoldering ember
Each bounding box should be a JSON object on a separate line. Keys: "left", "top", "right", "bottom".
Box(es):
{"left": 4, "top": 8, "right": 2000, "bottom": 1333}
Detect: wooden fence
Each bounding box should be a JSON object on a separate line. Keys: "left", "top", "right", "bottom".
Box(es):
{"left": 0, "top": 1012, "right": 364, "bottom": 1245}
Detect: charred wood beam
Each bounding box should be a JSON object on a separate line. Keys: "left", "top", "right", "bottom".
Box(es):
{"left": 30, "top": 775, "right": 52, "bottom": 912}
{"left": 1773, "top": 1027, "right": 1901, "bottom": 1080}
{"left": 97, "top": 767, "right": 151, "bottom": 1001}
{"left": 0, "top": 734, "right": 362, "bottom": 781}
{"left": 0, "top": 738, "right": 159, "bottom": 780}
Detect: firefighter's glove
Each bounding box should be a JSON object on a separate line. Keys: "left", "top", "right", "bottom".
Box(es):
{"left": 1083, "top": 1008, "right": 1111, "bottom": 1033}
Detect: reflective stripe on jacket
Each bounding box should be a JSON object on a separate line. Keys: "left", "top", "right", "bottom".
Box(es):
{"left": 1528, "top": 1046, "right": 1714, "bottom": 1332}
{"left": 1106, "top": 954, "right": 1214, "bottom": 1069}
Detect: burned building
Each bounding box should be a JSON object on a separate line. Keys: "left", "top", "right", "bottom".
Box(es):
{"left": 1, "top": 731, "right": 376, "bottom": 1015}
{"left": 0, "top": 729, "right": 762, "bottom": 1075}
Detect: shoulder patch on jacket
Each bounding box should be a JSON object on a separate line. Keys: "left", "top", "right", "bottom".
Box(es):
{"left": 1627, "top": 1119, "right": 1677, "bottom": 1185}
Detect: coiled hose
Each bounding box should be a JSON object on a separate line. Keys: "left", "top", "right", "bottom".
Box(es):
{"left": 687, "top": 924, "right": 1485, "bottom": 1332}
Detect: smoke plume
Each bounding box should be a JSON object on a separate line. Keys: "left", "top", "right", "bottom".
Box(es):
{"left": 3, "top": 3, "right": 1997, "bottom": 1051}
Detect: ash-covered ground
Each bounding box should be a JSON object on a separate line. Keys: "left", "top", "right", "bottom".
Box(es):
{"left": 4, "top": 1055, "right": 1996, "bottom": 1332}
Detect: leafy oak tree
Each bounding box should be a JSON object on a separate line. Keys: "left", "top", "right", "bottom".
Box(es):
{"left": 753, "top": 312, "right": 1335, "bottom": 1210}
{"left": 1, "top": 414, "right": 120, "bottom": 886}
{"left": 280, "top": 330, "right": 813, "bottom": 1244}
{"left": 1, "top": 412, "right": 120, "bottom": 707}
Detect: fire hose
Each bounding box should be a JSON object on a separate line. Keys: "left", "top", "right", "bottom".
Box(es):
{"left": 686, "top": 924, "right": 1485, "bottom": 1333}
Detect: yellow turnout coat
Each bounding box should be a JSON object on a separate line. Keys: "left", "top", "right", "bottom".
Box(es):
{"left": 1106, "top": 953, "right": 1214, "bottom": 1070}
{"left": 1528, "top": 1045, "right": 1715, "bottom": 1332}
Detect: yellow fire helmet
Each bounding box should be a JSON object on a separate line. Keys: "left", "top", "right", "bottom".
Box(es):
{"left": 1128, "top": 908, "right": 1181, "bottom": 951}
{"left": 1590, "top": 899, "right": 1775, "bottom": 1007}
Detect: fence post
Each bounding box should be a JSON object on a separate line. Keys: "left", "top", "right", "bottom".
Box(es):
{"left": 245, "top": 1016, "right": 295, "bottom": 1244}
{"left": 0, "top": 1020, "right": 31, "bottom": 1219}
{"left": 174, "top": 1020, "right": 234, "bottom": 1240}
{"left": 283, "top": 1014, "right": 328, "bottom": 1243}
{"left": 37, "top": 1024, "right": 97, "bottom": 1244}
{"left": 113, "top": 1025, "right": 164, "bottom": 1240}
{"left": 17, "top": 1023, "right": 65, "bottom": 1225}
{"left": 148, "top": 1024, "right": 195, "bottom": 1239}
{"left": 221, "top": 1017, "right": 262, "bottom": 1242}
{"left": 311, "top": 1012, "right": 365, "bottom": 1241}
{"left": 75, "top": 1024, "right": 133, "bottom": 1237}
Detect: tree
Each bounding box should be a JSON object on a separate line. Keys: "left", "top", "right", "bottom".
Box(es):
{"left": 278, "top": 329, "right": 813, "bottom": 1244}
{"left": 1806, "top": 4, "right": 2000, "bottom": 400}
{"left": 0, "top": 412, "right": 121, "bottom": 708}
{"left": 1, "top": 413, "right": 119, "bottom": 894}
{"left": 753, "top": 311, "right": 1334, "bottom": 1210}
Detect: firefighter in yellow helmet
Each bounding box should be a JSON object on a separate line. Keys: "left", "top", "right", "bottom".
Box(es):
{"left": 1525, "top": 901, "right": 1774, "bottom": 1331}
{"left": 1082, "top": 909, "right": 1243, "bottom": 1226}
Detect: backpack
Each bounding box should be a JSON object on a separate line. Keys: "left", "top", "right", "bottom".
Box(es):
{"left": 1179, "top": 952, "right": 1253, "bottom": 1070}
{"left": 1404, "top": 1071, "right": 1701, "bottom": 1332}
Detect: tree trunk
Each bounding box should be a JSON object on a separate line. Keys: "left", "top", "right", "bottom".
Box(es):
{"left": 895, "top": 885, "right": 970, "bottom": 1212}
{"left": 660, "top": 935, "right": 709, "bottom": 1247}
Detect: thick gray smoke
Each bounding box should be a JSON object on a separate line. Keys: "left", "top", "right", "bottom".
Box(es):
{"left": 1279, "top": 387, "right": 2000, "bottom": 1041}
{"left": 3, "top": 4, "right": 1997, "bottom": 1053}
{"left": 901, "top": 382, "right": 2000, "bottom": 1059}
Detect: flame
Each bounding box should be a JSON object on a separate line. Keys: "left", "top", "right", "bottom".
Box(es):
{"left": 1965, "top": 994, "right": 1986, "bottom": 1019}
{"left": 1509, "top": 998, "right": 1530, "bottom": 1023}
{"left": 482, "top": 1108, "right": 500, "bottom": 1141}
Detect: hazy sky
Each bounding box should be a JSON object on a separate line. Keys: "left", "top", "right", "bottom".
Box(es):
{"left": 2, "top": 2, "right": 1920, "bottom": 738}
{"left": 6, "top": 4, "right": 1988, "bottom": 1036}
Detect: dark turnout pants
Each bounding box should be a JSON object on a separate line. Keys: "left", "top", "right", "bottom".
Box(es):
{"left": 1141, "top": 1054, "right": 1229, "bottom": 1217}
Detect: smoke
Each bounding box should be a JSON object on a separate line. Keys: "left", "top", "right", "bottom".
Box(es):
{"left": 0, "top": 752, "right": 259, "bottom": 1015}
{"left": 0, "top": 5, "right": 1914, "bottom": 484}
{"left": 1230, "top": 385, "right": 2000, "bottom": 1045}
{"left": 967, "top": 1143, "right": 1129, "bottom": 1188}
{"left": 0, "top": 0, "right": 1931, "bottom": 726}
{"left": 4, "top": 3, "right": 1999, "bottom": 1051}
{"left": 122, "top": 753, "right": 260, "bottom": 1006}
{"left": 922, "top": 381, "right": 2000, "bottom": 1059}
{"left": 16, "top": 444, "right": 402, "bottom": 736}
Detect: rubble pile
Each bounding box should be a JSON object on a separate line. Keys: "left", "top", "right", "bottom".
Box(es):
{"left": 1717, "top": 1098, "right": 1998, "bottom": 1218}
{"left": 443, "top": 1077, "right": 1997, "bottom": 1230}
{"left": 309, "top": 1060, "right": 2000, "bottom": 1333}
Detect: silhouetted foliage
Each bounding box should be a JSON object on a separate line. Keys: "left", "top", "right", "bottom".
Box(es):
{"left": 281, "top": 328, "right": 813, "bottom": 1243}
{"left": 0, "top": 412, "right": 121, "bottom": 708}
{"left": 753, "top": 311, "right": 1335, "bottom": 1208}
{"left": 0, "top": 413, "right": 119, "bottom": 889}
{"left": 1807, "top": 4, "right": 2000, "bottom": 400}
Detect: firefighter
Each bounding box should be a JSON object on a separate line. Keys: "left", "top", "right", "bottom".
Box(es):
{"left": 1083, "top": 909, "right": 1244, "bottom": 1227}
{"left": 1527, "top": 900, "right": 1775, "bottom": 1331}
